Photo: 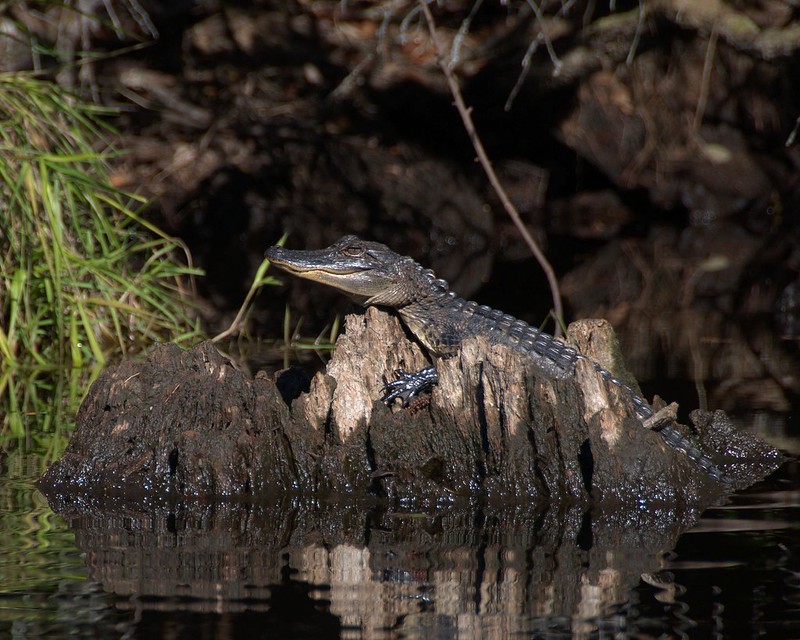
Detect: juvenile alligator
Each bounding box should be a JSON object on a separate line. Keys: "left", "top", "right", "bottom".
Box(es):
{"left": 265, "top": 235, "right": 727, "bottom": 483}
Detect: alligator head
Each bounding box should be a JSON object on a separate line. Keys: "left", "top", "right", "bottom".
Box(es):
{"left": 264, "top": 235, "right": 426, "bottom": 307}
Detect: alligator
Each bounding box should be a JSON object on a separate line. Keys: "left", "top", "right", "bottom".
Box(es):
{"left": 265, "top": 235, "right": 727, "bottom": 483}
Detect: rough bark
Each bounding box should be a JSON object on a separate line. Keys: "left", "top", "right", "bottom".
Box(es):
{"left": 40, "top": 307, "right": 783, "bottom": 506}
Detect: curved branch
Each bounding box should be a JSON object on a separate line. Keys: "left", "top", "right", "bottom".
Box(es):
{"left": 418, "top": 0, "right": 564, "bottom": 331}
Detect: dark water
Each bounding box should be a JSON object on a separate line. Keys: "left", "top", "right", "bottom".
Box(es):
{"left": 2, "top": 414, "right": 799, "bottom": 640}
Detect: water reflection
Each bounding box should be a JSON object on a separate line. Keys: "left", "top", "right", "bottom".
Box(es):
{"left": 40, "top": 493, "right": 706, "bottom": 639}
{"left": 0, "top": 449, "right": 794, "bottom": 638}
{"left": 0, "top": 454, "right": 128, "bottom": 637}
{"left": 6, "top": 411, "right": 796, "bottom": 638}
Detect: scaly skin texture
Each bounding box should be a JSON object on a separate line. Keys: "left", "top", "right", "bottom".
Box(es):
{"left": 265, "top": 235, "right": 726, "bottom": 482}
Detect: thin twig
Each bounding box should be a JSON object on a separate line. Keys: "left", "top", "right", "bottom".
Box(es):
{"left": 211, "top": 284, "right": 258, "bottom": 343}
{"left": 693, "top": 21, "right": 718, "bottom": 135}
{"left": 450, "top": 0, "right": 485, "bottom": 68}
{"left": 625, "top": 0, "right": 645, "bottom": 65}
{"left": 522, "top": 0, "right": 562, "bottom": 75}
{"left": 785, "top": 115, "right": 800, "bottom": 147}
{"left": 418, "top": 0, "right": 564, "bottom": 331}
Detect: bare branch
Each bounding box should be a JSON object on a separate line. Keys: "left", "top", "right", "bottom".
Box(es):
{"left": 692, "top": 21, "right": 719, "bottom": 135}
{"left": 418, "top": 0, "right": 564, "bottom": 331}
{"left": 786, "top": 116, "right": 800, "bottom": 148}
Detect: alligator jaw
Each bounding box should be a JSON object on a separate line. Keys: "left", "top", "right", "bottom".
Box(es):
{"left": 265, "top": 246, "right": 362, "bottom": 275}
{"left": 264, "top": 237, "right": 401, "bottom": 300}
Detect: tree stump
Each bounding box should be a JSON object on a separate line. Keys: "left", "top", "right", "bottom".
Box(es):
{"left": 40, "top": 307, "right": 783, "bottom": 507}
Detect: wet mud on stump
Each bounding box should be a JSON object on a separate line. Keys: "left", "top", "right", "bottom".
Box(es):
{"left": 40, "top": 307, "right": 783, "bottom": 508}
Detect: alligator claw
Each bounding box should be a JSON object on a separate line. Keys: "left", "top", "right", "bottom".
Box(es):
{"left": 381, "top": 366, "right": 439, "bottom": 407}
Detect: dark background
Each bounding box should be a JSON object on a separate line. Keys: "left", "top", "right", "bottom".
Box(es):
{"left": 9, "top": 0, "right": 798, "bottom": 413}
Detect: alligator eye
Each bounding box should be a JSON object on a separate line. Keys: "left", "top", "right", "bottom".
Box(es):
{"left": 342, "top": 245, "right": 364, "bottom": 257}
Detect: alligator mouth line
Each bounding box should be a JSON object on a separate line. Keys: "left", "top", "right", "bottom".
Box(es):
{"left": 272, "top": 264, "right": 362, "bottom": 277}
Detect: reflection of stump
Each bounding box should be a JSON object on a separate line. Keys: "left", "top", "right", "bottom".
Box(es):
{"left": 42, "top": 497, "right": 699, "bottom": 625}
{"left": 40, "top": 307, "right": 782, "bottom": 506}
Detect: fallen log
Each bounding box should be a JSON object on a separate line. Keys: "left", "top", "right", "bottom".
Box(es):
{"left": 39, "top": 307, "right": 782, "bottom": 507}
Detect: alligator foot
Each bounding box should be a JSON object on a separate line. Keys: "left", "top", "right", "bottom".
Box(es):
{"left": 381, "top": 366, "right": 439, "bottom": 407}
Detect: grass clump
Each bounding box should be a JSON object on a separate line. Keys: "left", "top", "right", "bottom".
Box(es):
{"left": 0, "top": 74, "right": 202, "bottom": 440}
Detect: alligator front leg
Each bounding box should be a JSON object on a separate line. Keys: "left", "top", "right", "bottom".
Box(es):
{"left": 381, "top": 366, "right": 440, "bottom": 407}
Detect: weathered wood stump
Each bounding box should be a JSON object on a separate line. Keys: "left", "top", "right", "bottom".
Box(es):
{"left": 39, "top": 307, "right": 782, "bottom": 507}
